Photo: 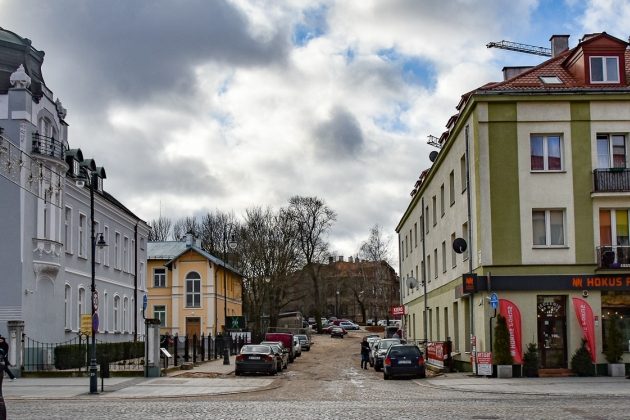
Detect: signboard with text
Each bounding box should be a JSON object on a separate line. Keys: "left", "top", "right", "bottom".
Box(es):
{"left": 476, "top": 352, "right": 492, "bottom": 376}
{"left": 80, "top": 314, "right": 92, "bottom": 335}
{"left": 463, "top": 274, "right": 477, "bottom": 294}
{"left": 391, "top": 306, "right": 406, "bottom": 316}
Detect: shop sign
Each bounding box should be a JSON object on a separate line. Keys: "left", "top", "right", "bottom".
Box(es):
{"left": 426, "top": 342, "right": 445, "bottom": 368}
{"left": 463, "top": 274, "right": 477, "bottom": 294}
{"left": 476, "top": 352, "right": 492, "bottom": 376}
{"left": 391, "top": 306, "right": 406, "bottom": 316}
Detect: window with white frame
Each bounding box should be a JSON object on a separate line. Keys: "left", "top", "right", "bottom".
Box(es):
{"left": 414, "top": 223, "right": 418, "bottom": 248}
{"left": 599, "top": 209, "right": 630, "bottom": 267}
{"left": 597, "top": 134, "right": 627, "bottom": 169}
{"left": 115, "top": 232, "right": 121, "bottom": 269}
{"left": 103, "top": 293, "right": 109, "bottom": 332}
{"left": 460, "top": 154, "right": 467, "bottom": 192}
{"left": 94, "top": 221, "right": 101, "bottom": 263}
{"left": 441, "top": 241, "right": 447, "bottom": 273}
{"left": 440, "top": 184, "right": 445, "bottom": 216}
{"left": 154, "top": 268, "right": 166, "bottom": 287}
{"left": 140, "top": 263, "right": 145, "bottom": 288}
{"left": 451, "top": 232, "right": 457, "bottom": 268}
{"left": 186, "top": 272, "right": 201, "bottom": 308}
{"left": 78, "top": 214, "right": 87, "bottom": 258}
{"left": 590, "top": 56, "right": 620, "bottom": 83}
{"left": 78, "top": 288, "right": 85, "bottom": 329}
{"left": 123, "top": 236, "right": 129, "bottom": 272}
{"left": 432, "top": 196, "right": 437, "bottom": 226}
{"left": 65, "top": 207, "right": 72, "bottom": 254}
{"left": 433, "top": 249, "right": 438, "bottom": 279}
{"left": 64, "top": 285, "right": 71, "bottom": 330}
{"left": 409, "top": 230, "right": 412, "bottom": 254}
{"left": 113, "top": 296, "right": 120, "bottom": 331}
{"left": 426, "top": 255, "right": 431, "bottom": 283}
{"left": 131, "top": 239, "right": 135, "bottom": 271}
{"left": 154, "top": 305, "right": 166, "bottom": 327}
{"left": 532, "top": 209, "right": 565, "bottom": 246}
{"left": 425, "top": 206, "right": 429, "bottom": 233}
{"left": 449, "top": 170, "right": 455, "bottom": 205}
{"left": 104, "top": 226, "right": 110, "bottom": 266}
{"left": 462, "top": 222, "right": 469, "bottom": 260}
{"left": 531, "top": 134, "right": 563, "bottom": 171}
{"left": 123, "top": 297, "right": 128, "bottom": 332}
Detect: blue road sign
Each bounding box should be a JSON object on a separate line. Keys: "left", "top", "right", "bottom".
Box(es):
{"left": 143, "top": 294, "right": 148, "bottom": 311}
{"left": 489, "top": 293, "right": 499, "bottom": 310}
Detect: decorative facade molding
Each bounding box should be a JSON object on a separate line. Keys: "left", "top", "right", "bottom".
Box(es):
{"left": 9, "top": 64, "right": 31, "bottom": 89}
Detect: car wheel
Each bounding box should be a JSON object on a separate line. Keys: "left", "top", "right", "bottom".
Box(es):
{"left": 375, "top": 365, "right": 381, "bottom": 372}
{"left": 384, "top": 373, "right": 390, "bottom": 380}
{"left": 235, "top": 370, "right": 241, "bottom": 376}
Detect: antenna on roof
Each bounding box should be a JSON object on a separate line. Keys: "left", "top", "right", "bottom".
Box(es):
{"left": 486, "top": 40, "right": 551, "bottom": 57}
{"left": 427, "top": 135, "right": 441, "bottom": 149}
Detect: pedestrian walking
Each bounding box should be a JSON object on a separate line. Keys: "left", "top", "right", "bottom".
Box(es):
{"left": 0, "top": 335, "right": 15, "bottom": 381}
{"left": 360, "top": 336, "right": 370, "bottom": 370}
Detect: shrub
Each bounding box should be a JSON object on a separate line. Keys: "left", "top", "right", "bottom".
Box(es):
{"left": 570, "top": 338, "right": 594, "bottom": 376}
{"left": 523, "top": 343, "right": 539, "bottom": 377}
{"left": 54, "top": 341, "right": 144, "bottom": 370}
{"left": 493, "top": 314, "right": 513, "bottom": 365}
{"left": 604, "top": 314, "right": 624, "bottom": 364}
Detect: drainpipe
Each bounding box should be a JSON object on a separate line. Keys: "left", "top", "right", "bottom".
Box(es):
{"left": 465, "top": 125, "right": 476, "bottom": 373}
{"left": 134, "top": 223, "right": 138, "bottom": 342}
{"left": 421, "top": 196, "right": 427, "bottom": 345}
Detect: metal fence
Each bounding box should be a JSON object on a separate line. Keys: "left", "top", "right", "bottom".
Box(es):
{"left": 22, "top": 335, "right": 145, "bottom": 374}
{"left": 159, "top": 333, "right": 255, "bottom": 369}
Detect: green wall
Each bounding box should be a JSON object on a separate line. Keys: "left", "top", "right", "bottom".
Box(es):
{"left": 488, "top": 102, "right": 522, "bottom": 265}
{"left": 571, "top": 102, "right": 594, "bottom": 263}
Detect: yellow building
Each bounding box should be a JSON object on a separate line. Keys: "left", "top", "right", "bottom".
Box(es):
{"left": 146, "top": 234, "right": 242, "bottom": 338}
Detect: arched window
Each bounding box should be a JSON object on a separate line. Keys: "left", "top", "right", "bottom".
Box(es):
{"left": 113, "top": 296, "right": 120, "bottom": 331}
{"left": 64, "top": 285, "right": 72, "bottom": 330}
{"left": 103, "top": 292, "right": 109, "bottom": 332}
{"left": 78, "top": 288, "right": 85, "bottom": 329}
{"left": 123, "top": 297, "right": 128, "bottom": 332}
{"left": 185, "top": 272, "right": 201, "bottom": 308}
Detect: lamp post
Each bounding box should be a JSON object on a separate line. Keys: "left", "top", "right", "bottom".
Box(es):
{"left": 79, "top": 170, "right": 107, "bottom": 394}
{"left": 222, "top": 224, "right": 237, "bottom": 365}
{"left": 335, "top": 290, "right": 340, "bottom": 319}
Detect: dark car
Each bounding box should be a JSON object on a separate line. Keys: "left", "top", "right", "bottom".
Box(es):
{"left": 330, "top": 326, "right": 346, "bottom": 338}
{"left": 373, "top": 338, "right": 401, "bottom": 371}
{"left": 383, "top": 344, "right": 426, "bottom": 380}
{"left": 260, "top": 341, "right": 289, "bottom": 370}
{"left": 295, "top": 334, "right": 311, "bottom": 351}
{"left": 235, "top": 344, "right": 277, "bottom": 376}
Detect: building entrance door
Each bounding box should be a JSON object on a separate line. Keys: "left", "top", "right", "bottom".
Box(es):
{"left": 186, "top": 317, "right": 201, "bottom": 339}
{"left": 537, "top": 295, "right": 567, "bottom": 368}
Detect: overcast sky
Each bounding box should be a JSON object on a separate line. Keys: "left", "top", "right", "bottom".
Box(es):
{"left": 2, "top": 0, "right": 629, "bottom": 267}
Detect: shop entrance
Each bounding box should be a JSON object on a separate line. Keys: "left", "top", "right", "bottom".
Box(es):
{"left": 537, "top": 295, "right": 568, "bottom": 368}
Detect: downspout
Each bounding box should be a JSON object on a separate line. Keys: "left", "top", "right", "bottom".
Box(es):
{"left": 134, "top": 223, "right": 138, "bottom": 342}
{"left": 421, "top": 196, "right": 427, "bottom": 344}
{"left": 465, "top": 124, "right": 476, "bottom": 372}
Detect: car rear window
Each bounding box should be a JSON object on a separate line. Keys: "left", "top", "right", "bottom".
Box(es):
{"left": 242, "top": 345, "right": 271, "bottom": 354}
{"left": 389, "top": 347, "right": 420, "bottom": 357}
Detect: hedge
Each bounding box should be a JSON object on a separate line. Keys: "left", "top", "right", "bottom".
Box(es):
{"left": 54, "top": 341, "right": 144, "bottom": 370}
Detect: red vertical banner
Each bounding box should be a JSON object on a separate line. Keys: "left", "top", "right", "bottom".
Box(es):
{"left": 499, "top": 299, "right": 523, "bottom": 364}
{"left": 572, "top": 297, "right": 596, "bottom": 363}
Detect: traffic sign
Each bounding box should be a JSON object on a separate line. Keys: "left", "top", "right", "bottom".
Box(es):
{"left": 489, "top": 293, "right": 499, "bottom": 309}
{"left": 143, "top": 294, "right": 148, "bottom": 311}
{"left": 92, "top": 290, "right": 99, "bottom": 312}
{"left": 92, "top": 313, "right": 99, "bottom": 332}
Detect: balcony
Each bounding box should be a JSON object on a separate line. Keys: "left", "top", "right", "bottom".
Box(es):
{"left": 597, "top": 246, "right": 630, "bottom": 269}
{"left": 593, "top": 168, "right": 630, "bottom": 192}
{"left": 32, "top": 238, "right": 63, "bottom": 279}
{"left": 32, "top": 133, "right": 66, "bottom": 160}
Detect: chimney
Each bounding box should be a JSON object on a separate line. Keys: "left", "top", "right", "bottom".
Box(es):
{"left": 328, "top": 256, "right": 334, "bottom": 264}
{"left": 503, "top": 66, "right": 534, "bottom": 81}
{"left": 550, "top": 35, "right": 569, "bottom": 57}
{"left": 185, "top": 231, "right": 193, "bottom": 248}
{"left": 338, "top": 256, "right": 344, "bottom": 262}
{"left": 348, "top": 256, "right": 353, "bottom": 263}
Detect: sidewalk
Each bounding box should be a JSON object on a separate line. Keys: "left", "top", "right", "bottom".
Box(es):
{"left": 423, "top": 372, "right": 630, "bottom": 398}
{"left": 2, "top": 357, "right": 277, "bottom": 400}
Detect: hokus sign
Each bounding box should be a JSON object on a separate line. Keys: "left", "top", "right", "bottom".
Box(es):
{"left": 391, "top": 306, "right": 406, "bottom": 316}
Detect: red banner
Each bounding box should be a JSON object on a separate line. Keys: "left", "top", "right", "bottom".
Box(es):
{"left": 572, "top": 297, "right": 596, "bottom": 363}
{"left": 499, "top": 299, "right": 523, "bottom": 364}
{"left": 391, "top": 306, "right": 406, "bottom": 316}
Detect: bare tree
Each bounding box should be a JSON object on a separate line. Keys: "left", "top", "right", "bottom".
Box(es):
{"left": 148, "top": 216, "right": 172, "bottom": 241}
{"left": 287, "top": 196, "right": 336, "bottom": 332}
{"left": 358, "top": 224, "right": 392, "bottom": 263}
{"left": 199, "top": 211, "right": 238, "bottom": 256}
{"left": 172, "top": 216, "right": 200, "bottom": 241}
{"left": 358, "top": 224, "right": 395, "bottom": 322}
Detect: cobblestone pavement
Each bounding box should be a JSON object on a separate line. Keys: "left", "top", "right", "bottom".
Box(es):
{"left": 4, "top": 331, "right": 630, "bottom": 419}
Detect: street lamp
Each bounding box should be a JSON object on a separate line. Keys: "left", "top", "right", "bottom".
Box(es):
{"left": 77, "top": 169, "right": 107, "bottom": 394}
{"left": 335, "top": 290, "right": 340, "bottom": 319}
{"left": 222, "top": 224, "right": 237, "bottom": 365}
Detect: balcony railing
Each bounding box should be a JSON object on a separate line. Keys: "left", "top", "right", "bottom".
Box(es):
{"left": 32, "top": 133, "right": 66, "bottom": 160}
{"left": 597, "top": 246, "right": 630, "bottom": 269}
{"left": 32, "top": 238, "right": 63, "bottom": 277}
{"left": 593, "top": 168, "right": 630, "bottom": 192}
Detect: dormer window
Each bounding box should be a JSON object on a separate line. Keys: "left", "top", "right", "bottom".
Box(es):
{"left": 539, "top": 76, "right": 562, "bottom": 84}
{"left": 96, "top": 176, "right": 103, "bottom": 192}
{"left": 73, "top": 159, "right": 80, "bottom": 176}
{"left": 590, "top": 56, "right": 619, "bottom": 83}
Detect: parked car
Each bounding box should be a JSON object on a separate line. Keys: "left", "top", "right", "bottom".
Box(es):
{"left": 235, "top": 344, "right": 277, "bottom": 376}
{"left": 383, "top": 344, "right": 426, "bottom": 380}
{"left": 373, "top": 338, "right": 401, "bottom": 371}
{"left": 339, "top": 321, "right": 360, "bottom": 330}
{"left": 366, "top": 319, "right": 376, "bottom": 326}
{"left": 377, "top": 320, "right": 388, "bottom": 326}
{"left": 295, "top": 334, "right": 311, "bottom": 351}
{"left": 264, "top": 332, "right": 296, "bottom": 362}
{"left": 260, "top": 341, "right": 289, "bottom": 370}
{"left": 293, "top": 335, "right": 302, "bottom": 357}
{"left": 330, "top": 326, "right": 346, "bottom": 338}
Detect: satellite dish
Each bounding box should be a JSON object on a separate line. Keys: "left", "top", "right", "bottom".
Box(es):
{"left": 452, "top": 238, "right": 467, "bottom": 254}
{"left": 429, "top": 151, "right": 439, "bottom": 162}
{"left": 406, "top": 277, "right": 418, "bottom": 289}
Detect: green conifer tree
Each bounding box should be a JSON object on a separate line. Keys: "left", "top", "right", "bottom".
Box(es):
{"left": 493, "top": 314, "right": 514, "bottom": 365}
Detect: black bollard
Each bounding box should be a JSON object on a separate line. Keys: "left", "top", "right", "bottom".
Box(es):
{"left": 184, "top": 334, "right": 190, "bottom": 362}
{"left": 173, "top": 334, "right": 179, "bottom": 367}
{"left": 200, "top": 333, "right": 205, "bottom": 362}
{"left": 192, "top": 335, "right": 197, "bottom": 364}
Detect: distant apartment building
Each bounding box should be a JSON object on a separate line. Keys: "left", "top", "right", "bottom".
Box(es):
{"left": 147, "top": 233, "right": 243, "bottom": 338}
{"left": 397, "top": 33, "right": 630, "bottom": 371}
{"left": 0, "top": 27, "right": 149, "bottom": 345}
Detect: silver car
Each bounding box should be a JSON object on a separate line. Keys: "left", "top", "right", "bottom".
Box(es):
{"left": 373, "top": 338, "right": 402, "bottom": 371}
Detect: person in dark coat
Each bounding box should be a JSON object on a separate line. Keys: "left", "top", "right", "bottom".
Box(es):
{"left": 0, "top": 335, "right": 15, "bottom": 380}
{"left": 360, "top": 336, "right": 370, "bottom": 370}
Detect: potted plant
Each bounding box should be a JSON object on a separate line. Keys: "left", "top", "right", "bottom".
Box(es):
{"left": 493, "top": 314, "right": 514, "bottom": 378}
{"left": 571, "top": 338, "right": 594, "bottom": 377}
{"left": 605, "top": 314, "right": 625, "bottom": 377}
{"left": 522, "top": 343, "right": 539, "bottom": 377}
